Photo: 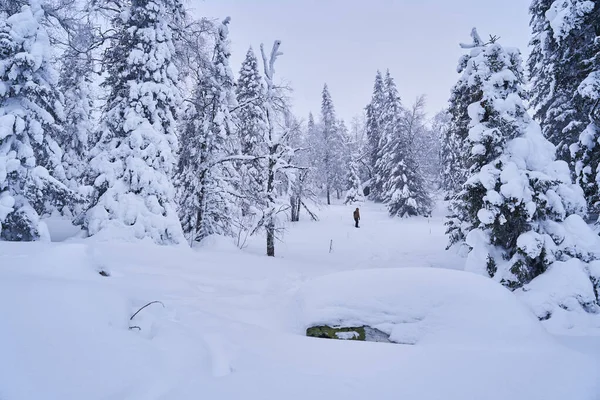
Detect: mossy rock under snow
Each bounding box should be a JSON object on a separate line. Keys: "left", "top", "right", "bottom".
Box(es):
{"left": 306, "top": 325, "right": 391, "bottom": 343}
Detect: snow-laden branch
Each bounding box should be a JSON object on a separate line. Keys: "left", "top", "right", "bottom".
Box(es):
{"left": 260, "top": 40, "right": 283, "bottom": 87}
{"left": 460, "top": 27, "right": 484, "bottom": 49}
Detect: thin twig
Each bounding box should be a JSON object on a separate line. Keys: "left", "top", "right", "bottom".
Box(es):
{"left": 130, "top": 301, "right": 165, "bottom": 321}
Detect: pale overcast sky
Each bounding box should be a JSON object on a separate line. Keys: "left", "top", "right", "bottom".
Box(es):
{"left": 191, "top": 0, "right": 532, "bottom": 122}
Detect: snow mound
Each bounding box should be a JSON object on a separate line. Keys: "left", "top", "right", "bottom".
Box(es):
{"left": 518, "top": 259, "right": 600, "bottom": 334}
{"left": 294, "top": 267, "right": 551, "bottom": 347}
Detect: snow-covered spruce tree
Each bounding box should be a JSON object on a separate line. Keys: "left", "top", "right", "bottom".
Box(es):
{"left": 568, "top": 2, "right": 600, "bottom": 221}
{"left": 340, "top": 118, "right": 363, "bottom": 205}
{"left": 176, "top": 17, "right": 240, "bottom": 243}
{"left": 319, "top": 84, "right": 346, "bottom": 204}
{"left": 372, "top": 70, "right": 400, "bottom": 204}
{"left": 445, "top": 29, "right": 491, "bottom": 246}
{"left": 303, "top": 111, "right": 328, "bottom": 201}
{"left": 528, "top": 0, "right": 599, "bottom": 166}
{"left": 235, "top": 47, "right": 268, "bottom": 222}
{"left": 365, "top": 70, "right": 386, "bottom": 200}
{"left": 447, "top": 31, "right": 599, "bottom": 312}
{"left": 304, "top": 112, "right": 319, "bottom": 172}
{"left": 573, "top": 53, "right": 600, "bottom": 223}
{"left": 442, "top": 28, "right": 486, "bottom": 199}
{"left": 81, "top": 0, "right": 186, "bottom": 244}
{"left": 440, "top": 126, "right": 461, "bottom": 195}
{"left": 405, "top": 95, "right": 441, "bottom": 189}
{"left": 57, "top": 20, "right": 95, "bottom": 194}
{"left": 375, "top": 71, "right": 432, "bottom": 217}
{"left": 344, "top": 158, "right": 364, "bottom": 204}
{"left": 333, "top": 119, "right": 351, "bottom": 198}
{"left": 0, "top": 1, "right": 73, "bottom": 241}
{"left": 307, "top": 112, "right": 317, "bottom": 143}
{"left": 429, "top": 109, "right": 450, "bottom": 189}
{"left": 448, "top": 37, "right": 531, "bottom": 252}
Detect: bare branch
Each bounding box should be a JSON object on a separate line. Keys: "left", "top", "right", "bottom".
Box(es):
{"left": 129, "top": 301, "right": 165, "bottom": 321}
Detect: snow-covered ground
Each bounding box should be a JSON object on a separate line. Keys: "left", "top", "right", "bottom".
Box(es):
{"left": 242, "top": 199, "right": 465, "bottom": 272}
{"left": 1, "top": 201, "right": 599, "bottom": 399}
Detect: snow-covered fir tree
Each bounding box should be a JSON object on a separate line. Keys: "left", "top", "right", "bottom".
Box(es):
{"left": 344, "top": 158, "right": 364, "bottom": 204}
{"left": 81, "top": 0, "right": 186, "bottom": 244}
{"left": 573, "top": 67, "right": 600, "bottom": 222}
{"left": 333, "top": 119, "right": 351, "bottom": 197}
{"left": 447, "top": 31, "right": 598, "bottom": 313}
{"left": 57, "top": 20, "right": 95, "bottom": 194}
{"left": 0, "top": 0, "right": 73, "bottom": 241}
{"left": 565, "top": 2, "right": 600, "bottom": 221}
{"left": 304, "top": 112, "right": 319, "bottom": 169}
{"left": 350, "top": 114, "right": 372, "bottom": 192}
{"left": 445, "top": 29, "right": 491, "bottom": 245}
{"left": 440, "top": 125, "right": 462, "bottom": 196}
{"left": 318, "top": 84, "right": 346, "bottom": 204}
{"left": 235, "top": 47, "right": 268, "bottom": 222}
{"left": 372, "top": 71, "right": 400, "bottom": 203}
{"left": 442, "top": 29, "right": 486, "bottom": 199}
{"left": 307, "top": 112, "right": 317, "bottom": 139}
{"left": 375, "top": 71, "right": 432, "bottom": 217}
{"left": 528, "top": 0, "right": 599, "bottom": 166}
{"left": 406, "top": 95, "right": 441, "bottom": 189}
{"left": 447, "top": 36, "right": 533, "bottom": 251}
{"left": 365, "top": 71, "right": 386, "bottom": 200}
{"left": 176, "top": 17, "right": 240, "bottom": 243}
{"left": 303, "top": 112, "right": 327, "bottom": 199}
{"left": 430, "top": 109, "right": 450, "bottom": 189}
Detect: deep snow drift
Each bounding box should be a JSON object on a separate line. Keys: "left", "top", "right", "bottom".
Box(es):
{"left": 0, "top": 201, "right": 599, "bottom": 400}
{"left": 295, "top": 267, "right": 554, "bottom": 347}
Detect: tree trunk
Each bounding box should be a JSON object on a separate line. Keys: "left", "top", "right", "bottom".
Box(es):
{"left": 266, "top": 145, "right": 277, "bottom": 256}
{"left": 296, "top": 199, "right": 301, "bottom": 221}
{"left": 327, "top": 188, "right": 331, "bottom": 205}
{"left": 290, "top": 196, "right": 299, "bottom": 222}
{"left": 301, "top": 201, "right": 319, "bottom": 221}
{"left": 194, "top": 187, "right": 206, "bottom": 243}
{"left": 266, "top": 220, "right": 275, "bottom": 256}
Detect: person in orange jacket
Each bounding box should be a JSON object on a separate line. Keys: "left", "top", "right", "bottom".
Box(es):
{"left": 353, "top": 207, "right": 360, "bottom": 228}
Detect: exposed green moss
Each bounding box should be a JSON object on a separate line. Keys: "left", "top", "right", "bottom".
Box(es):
{"left": 306, "top": 325, "right": 366, "bottom": 341}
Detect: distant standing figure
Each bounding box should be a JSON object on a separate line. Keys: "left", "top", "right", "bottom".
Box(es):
{"left": 353, "top": 207, "right": 360, "bottom": 228}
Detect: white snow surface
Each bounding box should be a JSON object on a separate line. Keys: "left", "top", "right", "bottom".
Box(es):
{"left": 1, "top": 201, "right": 599, "bottom": 399}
